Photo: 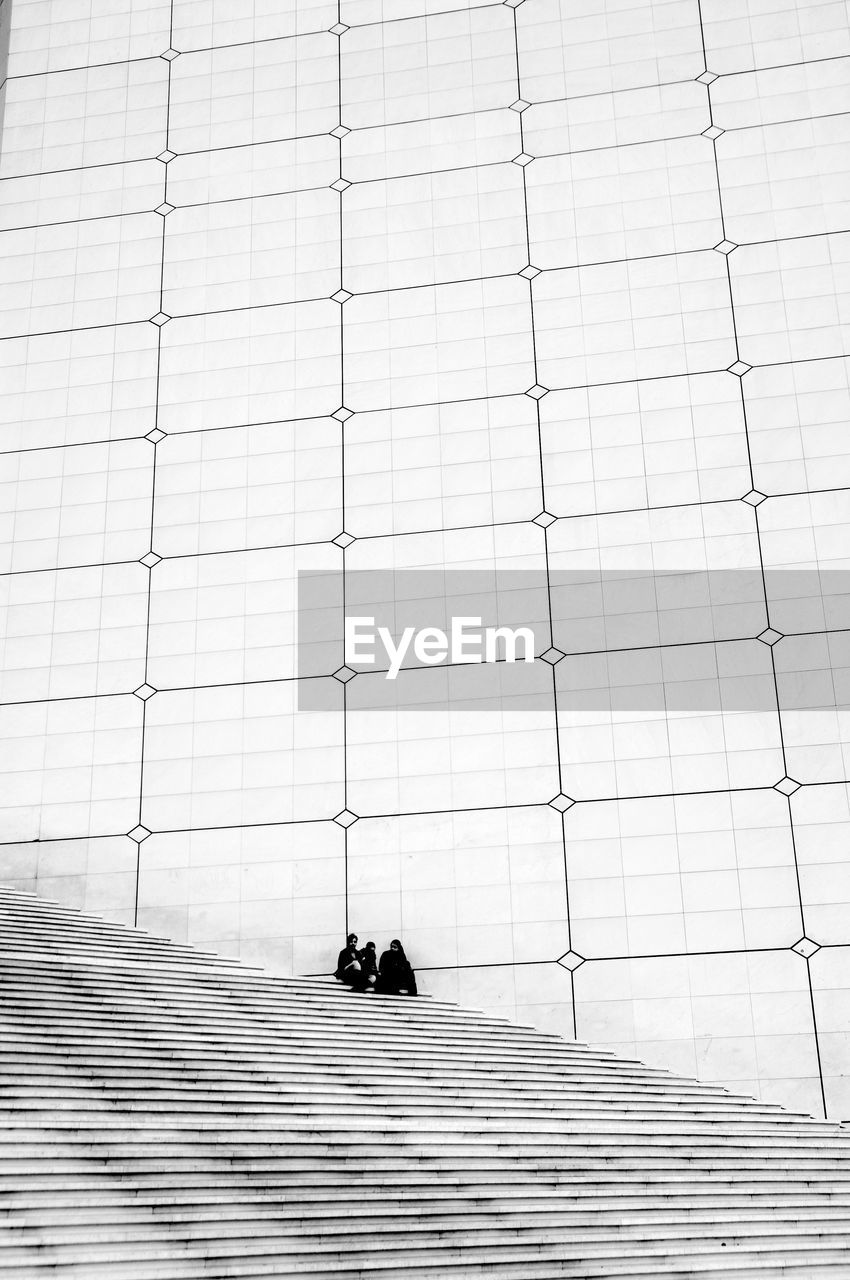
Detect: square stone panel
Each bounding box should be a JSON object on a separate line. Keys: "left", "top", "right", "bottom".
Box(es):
{"left": 0, "top": 695, "right": 143, "bottom": 842}
{"left": 349, "top": 806, "right": 567, "bottom": 969}
{"left": 141, "top": 680, "right": 344, "bottom": 831}
{"left": 564, "top": 789, "right": 801, "bottom": 959}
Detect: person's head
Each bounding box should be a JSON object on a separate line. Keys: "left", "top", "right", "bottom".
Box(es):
{"left": 364, "top": 941, "right": 376, "bottom": 953}
{"left": 347, "top": 933, "right": 358, "bottom": 947}
{"left": 390, "top": 939, "right": 404, "bottom": 955}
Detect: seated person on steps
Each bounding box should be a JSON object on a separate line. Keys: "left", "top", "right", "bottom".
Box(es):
{"left": 360, "top": 941, "right": 379, "bottom": 987}
{"left": 334, "top": 933, "right": 376, "bottom": 991}
{"left": 378, "top": 939, "right": 417, "bottom": 997}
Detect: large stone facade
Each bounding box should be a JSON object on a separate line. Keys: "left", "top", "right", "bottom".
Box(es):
{"left": 1, "top": 0, "right": 850, "bottom": 1119}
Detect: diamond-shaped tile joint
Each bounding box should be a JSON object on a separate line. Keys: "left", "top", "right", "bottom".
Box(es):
{"left": 133, "top": 683, "right": 156, "bottom": 702}
{"left": 330, "top": 124, "right": 350, "bottom": 140}
{"left": 331, "top": 288, "right": 352, "bottom": 305}
{"left": 533, "top": 511, "right": 556, "bottom": 528}
{"left": 155, "top": 202, "right": 175, "bottom": 217}
{"left": 150, "top": 312, "right": 171, "bottom": 328}
{"left": 160, "top": 47, "right": 180, "bottom": 61}
{"left": 519, "top": 264, "right": 541, "bottom": 280}
{"left": 334, "top": 809, "right": 359, "bottom": 828}
{"left": 512, "top": 152, "right": 534, "bottom": 167}
{"left": 702, "top": 124, "right": 724, "bottom": 140}
{"left": 792, "top": 936, "right": 820, "bottom": 959}
{"left": 145, "top": 428, "right": 166, "bottom": 444}
{"left": 696, "top": 70, "right": 719, "bottom": 84}
{"left": 526, "top": 384, "right": 549, "bottom": 401}
{"left": 140, "top": 552, "right": 162, "bottom": 568}
{"left": 557, "top": 950, "right": 585, "bottom": 971}
{"left": 728, "top": 360, "right": 752, "bottom": 378}
{"left": 774, "top": 775, "right": 801, "bottom": 796}
{"left": 503, "top": 0, "right": 526, "bottom": 8}
{"left": 329, "top": 22, "right": 349, "bottom": 35}
{"left": 156, "top": 149, "right": 176, "bottom": 165}
{"left": 510, "top": 99, "right": 531, "bottom": 113}
{"left": 333, "top": 665, "right": 357, "bottom": 684}
{"left": 333, "top": 531, "right": 356, "bottom": 549}
{"left": 332, "top": 406, "right": 354, "bottom": 422}
{"left": 330, "top": 177, "right": 351, "bottom": 192}
{"left": 741, "top": 488, "right": 767, "bottom": 507}
{"left": 757, "top": 627, "right": 783, "bottom": 647}
{"left": 714, "top": 239, "right": 737, "bottom": 255}
{"left": 549, "top": 793, "right": 575, "bottom": 812}
{"left": 540, "top": 646, "right": 565, "bottom": 666}
{"left": 128, "top": 825, "right": 151, "bottom": 843}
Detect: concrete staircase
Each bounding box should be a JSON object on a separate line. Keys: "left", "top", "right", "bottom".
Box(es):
{"left": 1, "top": 887, "right": 850, "bottom": 1278}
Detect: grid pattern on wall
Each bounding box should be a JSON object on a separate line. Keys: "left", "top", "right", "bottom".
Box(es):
{"left": 2, "top": 0, "right": 850, "bottom": 1120}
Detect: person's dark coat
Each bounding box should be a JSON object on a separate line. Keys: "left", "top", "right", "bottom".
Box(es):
{"left": 335, "top": 945, "right": 358, "bottom": 981}
{"left": 361, "top": 942, "right": 379, "bottom": 980}
{"left": 378, "top": 939, "right": 417, "bottom": 996}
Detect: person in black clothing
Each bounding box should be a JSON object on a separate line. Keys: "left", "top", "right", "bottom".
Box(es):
{"left": 334, "top": 933, "right": 374, "bottom": 991}
{"left": 361, "top": 941, "right": 379, "bottom": 986}
{"left": 378, "top": 939, "right": 417, "bottom": 996}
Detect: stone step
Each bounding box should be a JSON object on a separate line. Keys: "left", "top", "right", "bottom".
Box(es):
{"left": 0, "top": 1124, "right": 841, "bottom": 1155}
{"left": 0, "top": 1073, "right": 778, "bottom": 1103}
{"left": 0, "top": 1044, "right": 732, "bottom": 1085}
{"left": 0, "top": 1090, "right": 778, "bottom": 1126}
{"left": 1, "top": 1232, "right": 850, "bottom": 1275}
{"left": 0, "top": 1065, "right": 773, "bottom": 1096}
{"left": 5, "top": 1153, "right": 850, "bottom": 1177}
{"left": 2, "top": 1124, "right": 845, "bottom": 1152}
{"left": 0, "top": 1030, "right": 654, "bottom": 1065}
{"left": 256, "top": 1257, "right": 850, "bottom": 1280}
{"left": 0, "top": 1002, "right": 562, "bottom": 1043}
{"left": 7, "top": 1199, "right": 850, "bottom": 1232}
{"left": 0, "top": 1043, "right": 654, "bottom": 1081}
{"left": 0, "top": 965, "right": 428, "bottom": 1006}
{"left": 0, "top": 1085, "right": 776, "bottom": 1120}
{"left": 6, "top": 1177, "right": 850, "bottom": 1204}
{"left": 6, "top": 1175, "right": 850, "bottom": 1211}
{"left": 0, "top": 1056, "right": 746, "bottom": 1096}
{"left": 0, "top": 1101, "right": 802, "bottom": 1128}
{"left": 9, "top": 1204, "right": 850, "bottom": 1242}
{"left": 0, "top": 935, "right": 244, "bottom": 975}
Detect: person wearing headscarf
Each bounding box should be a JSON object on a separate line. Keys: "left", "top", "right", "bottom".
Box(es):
{"left": 335, "top": 933, "right": 371, "bottom": 991}
{"left": 378, "top": 939, "right": 417, "bottom": 996}
{"left": 361, "top": 941, "right": 379, "bottom": 986}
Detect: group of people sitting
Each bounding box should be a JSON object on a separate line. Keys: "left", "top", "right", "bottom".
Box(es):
{"left": 334, "top": 934, "right": 417, "bottom": 996}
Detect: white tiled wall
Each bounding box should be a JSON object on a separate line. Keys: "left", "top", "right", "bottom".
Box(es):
{"left": 2, "top": 0, "right": 850, "bottom": 1120}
